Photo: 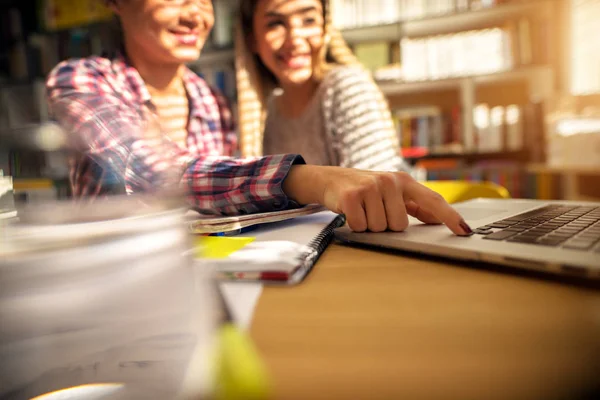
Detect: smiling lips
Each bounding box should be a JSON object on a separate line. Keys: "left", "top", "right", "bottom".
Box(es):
{"left": 169, "top": 30, "right": 199, "bottom": 45}
{"left": 278, "top": 53, "right": 311, "bottom": 69}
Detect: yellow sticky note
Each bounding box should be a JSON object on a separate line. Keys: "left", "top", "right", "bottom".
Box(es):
{"left": 195, "top": 236, "right": 255, "bottom": 259}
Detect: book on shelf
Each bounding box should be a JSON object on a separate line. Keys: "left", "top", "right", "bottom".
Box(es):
{"left": 530, "top": 169, "right": 563, "bottom": 200}
{"left": 331, "top": 0, "right": 400, "bottom": 29}
{"left": 473, "top": 103, "right": 512, "bottom": 152}
{"left": 400, "top": 27, "right": 514, "bottom": 82}
{"left": 2, "top": 147, "right": 76, "bottom": 201}
{"left": 416, "top": 159, "right": 530, "bottom": 199}
{"left": 473, "top": 102, "right": 529, "bottom": 153}
{"left": 394, "top": 105, "right": 460, "bottom": 151}
{"left": 6, "top": 150, "right": 46, "bottom": 180}
{"left": 505, "top": 104, "right": 524, "bottom": 151}
{"left": 416, "top": 157, "right": 570, "bottom": 200}
{"left": 523, "top": 101, "right": 546, "bottom": 163}
{"left": 396, "top": 98, "right": 540, "bottom": 161}
{"left": 363, "top": 9, "right": 550, "bottom": 83}
{"left": 332, "top": 0, "right": 520, "bottom": 29}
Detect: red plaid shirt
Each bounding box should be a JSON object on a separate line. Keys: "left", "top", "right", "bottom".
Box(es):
{"left": 46, "top": 55, "right": 302, "bottom": 215}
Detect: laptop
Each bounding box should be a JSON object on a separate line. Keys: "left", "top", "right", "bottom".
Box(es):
{"left": 335, "top": 198, "right": 600, "bottom": 279}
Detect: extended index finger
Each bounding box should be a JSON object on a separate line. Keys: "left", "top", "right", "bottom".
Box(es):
{"left": 403, "top": 179, "right": 472, "bottom": 236}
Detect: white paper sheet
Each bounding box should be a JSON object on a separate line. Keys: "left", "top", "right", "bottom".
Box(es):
{"left": 219, "top": 282, "right": 263, "bottom": 330}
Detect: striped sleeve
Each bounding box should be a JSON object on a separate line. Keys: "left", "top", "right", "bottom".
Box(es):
{"left": 323, "top": 66, "right": 410, "bottom": 172}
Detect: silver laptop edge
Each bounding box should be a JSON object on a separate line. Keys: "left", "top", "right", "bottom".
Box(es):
{"left": 335, "top": 198, "right": 600, "bottom": 279}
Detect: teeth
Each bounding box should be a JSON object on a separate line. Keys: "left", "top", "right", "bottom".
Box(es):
{"left": 174, "top": 33, "right": 198, "bottom": 43}
{"left": 283, "top": 55, "right": 308, "bottom": 61}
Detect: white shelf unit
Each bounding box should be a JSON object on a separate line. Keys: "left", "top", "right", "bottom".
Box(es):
{"left": 340, "top": 0, "right": 557, "bottom": 43}
{"left": 402, "top": 0, "right": 555, "bottom": 38}
{"left": 0, "top": 79, "right": 48, "bottom": 130}
{"left": 338, "top": 2, "right": 560, "bottom": 153}
{"left": 527, "top": 164, "right": 600, "bottom": 201}
{"left": 376, "top": 66, "right": 557, "bottom": 97}
{"left": 378, "top": 65, "right": 555, "bottom": 150}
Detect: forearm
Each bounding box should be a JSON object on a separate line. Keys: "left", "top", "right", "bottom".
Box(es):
{"left": 282, "top": 164, "right": 330, "bottom": 206}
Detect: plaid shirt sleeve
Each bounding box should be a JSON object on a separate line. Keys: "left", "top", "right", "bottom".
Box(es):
{"left": 47, "top": 58, "right": 303, "bottom": 215}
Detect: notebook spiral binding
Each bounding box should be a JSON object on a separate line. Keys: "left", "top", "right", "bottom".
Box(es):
{"left": 290, "top": 214, "right": 346, "bottom": 285}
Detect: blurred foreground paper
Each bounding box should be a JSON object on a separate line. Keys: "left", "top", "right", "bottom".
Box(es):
{"left": 0, "top": 196, "right": 218, "bottom": 399}
{"left": 219, "top": 283, "right": 263, "bottom": 331}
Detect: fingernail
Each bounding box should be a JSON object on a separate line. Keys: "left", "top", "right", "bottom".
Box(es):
{"left": 459, "top": 219, "right": 473, "bottom": 236}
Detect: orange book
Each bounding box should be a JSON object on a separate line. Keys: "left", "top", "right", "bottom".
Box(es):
{"left": 415, "top": 158, "right": 461, "bottom": 171}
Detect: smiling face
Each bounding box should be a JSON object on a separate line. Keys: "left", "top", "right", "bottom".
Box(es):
{"left": 251, "top": 0, "right": 325, "bottom": 87}
{"left": 111, "top": 0, "right": 214, "bottom": 65}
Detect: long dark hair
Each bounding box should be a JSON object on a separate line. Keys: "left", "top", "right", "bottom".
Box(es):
{"left": 99, "top": 0, "right": 125, "bottom": 56}
{"left": 235, "top": 0, "right": 359, "bottom": 157}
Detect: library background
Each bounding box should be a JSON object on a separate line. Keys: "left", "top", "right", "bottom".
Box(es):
{"left": 0, "top": 0, "right": 599, "bottom": 204}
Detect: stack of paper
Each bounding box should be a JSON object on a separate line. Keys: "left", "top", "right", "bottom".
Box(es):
{"left": 185, "top": 204, "right": 325, "bottom": 234}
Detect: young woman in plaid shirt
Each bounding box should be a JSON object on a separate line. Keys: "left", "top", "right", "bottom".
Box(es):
{"left": 46, "top": 0, "right": 472, "bottom": 236}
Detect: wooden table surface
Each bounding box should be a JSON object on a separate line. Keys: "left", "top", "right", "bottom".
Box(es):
{"left": 250, "top": 244, "right": 600, "bottom": 400}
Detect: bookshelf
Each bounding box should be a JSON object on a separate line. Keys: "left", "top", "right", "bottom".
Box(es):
{"left": 527, "top": 164, "right": 600, "bottom": 201}
{"left": 377, "top": 65, "right": 554, "bottom": 96}
{"left": 334, "top": 0, "right": 567, "bottom": 200}
{"left": 340, "top": 22, "right": 403, "bottom": 44}
{"left": 340, "top": 0, "right": 556, "bottom": 43}
{"left": 402, "top": 0, "right": 554, "bottom": 38}
{"left": 404, "top": 149, "right": 529, "bottom": 162}
{"left": 527, "top": 164, "right": 600, "bottom": 175}
{"left": 0, "top": 129, "right": 71, "bottom": 201}
{"left": 0, "top": 0, "right": 238, "bottom": 201}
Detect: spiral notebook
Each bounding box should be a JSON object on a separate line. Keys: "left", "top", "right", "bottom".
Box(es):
{"left": 203, "top": 211, "right": 346, "bottom": 285}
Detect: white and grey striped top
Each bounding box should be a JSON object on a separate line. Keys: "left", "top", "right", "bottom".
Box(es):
{"left": 263, "top": 66, "right": 410, "bottom": 172}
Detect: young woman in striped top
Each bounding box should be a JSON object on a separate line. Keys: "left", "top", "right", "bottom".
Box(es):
{"left": 46, "top": 0, "right": 470, "bottom": 235}
{"left": 236, "top": 0, "right": 410, "bottom": 172}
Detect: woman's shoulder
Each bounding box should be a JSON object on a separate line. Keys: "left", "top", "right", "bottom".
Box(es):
{"left": 46, "top": 55, "right": 123, "bottom": 94}
{"left": 320, "top": 65, "right": 381, "bottom": 113}
{"left": 322, "top": 64, "right": 372, "bottom": 91}
{"left": 48, "top": 56, "right": 115, "bottom": 79}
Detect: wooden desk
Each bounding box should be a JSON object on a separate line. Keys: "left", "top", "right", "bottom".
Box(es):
{"left": 251, "top": 244, "right": 600, "bottom": 400}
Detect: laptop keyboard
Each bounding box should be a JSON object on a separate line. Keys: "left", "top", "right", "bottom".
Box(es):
{"left": 476, "top": 205, "right": 600, "bottom": 252}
